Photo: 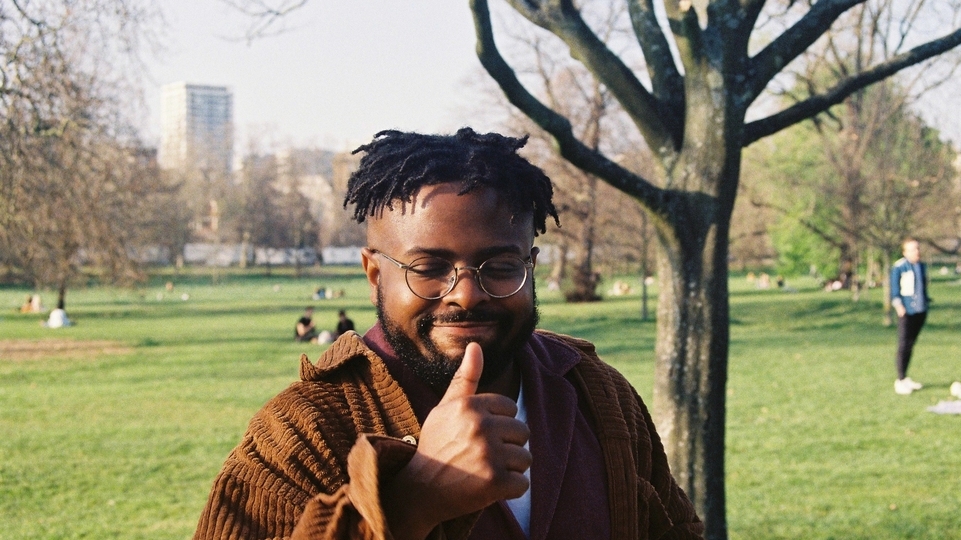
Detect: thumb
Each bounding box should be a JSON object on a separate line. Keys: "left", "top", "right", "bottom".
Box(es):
{"left": 440, "top": 342, "right": 484, "bottom": 403}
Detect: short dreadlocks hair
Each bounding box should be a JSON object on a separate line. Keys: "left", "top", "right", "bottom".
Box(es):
{"left": 344, "top": 127, "right": 559, "bottom": 236}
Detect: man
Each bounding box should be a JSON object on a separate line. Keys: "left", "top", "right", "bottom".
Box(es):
{"left": 193, "top": 128, "right": 703, "bottom": 539}
{"left": 891, "top": 238, "right": 930, "bottom": 395}
{"left": 294, "top": 306, "right": 319, "bottom": 343}
{"left": 334, "top": 309, "right": 355, "bottom": 339}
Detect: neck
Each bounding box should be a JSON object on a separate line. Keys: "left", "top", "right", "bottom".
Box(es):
{"left": 478, "top": 359, "right": 521, "bottom": 401}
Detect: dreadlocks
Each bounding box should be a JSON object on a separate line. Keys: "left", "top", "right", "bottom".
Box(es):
{"left": 344, "top": 127, "right": 559, "bottom": 236}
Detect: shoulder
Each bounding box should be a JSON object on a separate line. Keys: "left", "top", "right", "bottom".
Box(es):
{"left": 532, "top": 329, "right": 637, "bottom": 401}
{"left": 227, "top": 333, "right": 403, "bottom": 495}
{"left": 299, "top": 331, "right": 381, "bottom": 381}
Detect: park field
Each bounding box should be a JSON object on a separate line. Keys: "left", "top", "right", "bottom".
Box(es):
{"left": 1, "top": 267, "right": 960, "bottom": 539}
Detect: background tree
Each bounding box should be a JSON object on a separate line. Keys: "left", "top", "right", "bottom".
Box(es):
{"left": 744, "top": 80, "right": 958, "bottom": 314}
{"left": 477, "top": 17, "right": 658, "bottom": 303}
{"left": 0, "top": 0, "right": 166, "bottom": 307}
{"left": 775, "top": 1, "right": 961, "bottom": 301}
{"left": 237, "top": 151, "right": 283, "bottom": 271}
{"left": 276, "top": 166, "right": 320, "bottom": 277}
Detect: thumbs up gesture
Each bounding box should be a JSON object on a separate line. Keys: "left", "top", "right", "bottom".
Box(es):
{"left": 383, "top": 343, "right": 531, "bottom": 539}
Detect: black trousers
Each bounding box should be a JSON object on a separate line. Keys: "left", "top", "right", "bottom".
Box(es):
{"left": 896, "top": 311, "right": 927, "bottom": 380}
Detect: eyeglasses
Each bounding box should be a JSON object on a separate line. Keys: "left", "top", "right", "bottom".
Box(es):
{"left": 370, "top": 249, "right": 534, "bottom": 300}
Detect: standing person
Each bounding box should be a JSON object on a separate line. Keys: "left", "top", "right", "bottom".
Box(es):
{"left": 193, "top": 128, "right": 703, "bottom": 539}
{"left": 294, "top": 306, "right": 319, "bottom": 343}
{"left": 891, "top": 238, "right": 930, "bottom": 395}
{"left": 334, "top": 309, "right": 355, "bottom": 339}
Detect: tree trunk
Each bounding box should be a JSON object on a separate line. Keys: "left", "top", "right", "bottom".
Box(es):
{"left": 640, "top": 211, "right": 651, "bottom": 321}
{"left": 648, "top": 82, "right": 740, "bottom": 536}
{"left": 548, "top": 242, "right": 568, "bottom": 291}
{"left": 651, "top": 199, "right": 730, "bottom": 539}
{"left": 640, "top": 266, "right": 650, "bottom": 321}
{"left": 566, "top": 176, "right": 601, "bottom": 302}
{"left": 57, "top": 282, "right": 67, "bottom": 310}
{"left": 881, "top": 250, "right": 893, "bottom": 326}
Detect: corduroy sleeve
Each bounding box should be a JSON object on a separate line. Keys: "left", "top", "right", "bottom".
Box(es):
{"left": 290, "top": 434, "right": 417, "bottom": 540}
{"left": 192, "top": 372, "right": 477, "bottom": 540}
{"left": 192, "top": 432, "right": 421, "bottom": 540}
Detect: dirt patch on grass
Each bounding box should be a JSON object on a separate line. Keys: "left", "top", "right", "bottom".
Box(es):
{"left": 0, "top": 339, "right": 132, "bottom": 361}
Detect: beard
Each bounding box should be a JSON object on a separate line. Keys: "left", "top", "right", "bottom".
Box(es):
{"left": 376, "top": 284, "right": 539, "bottom": 394}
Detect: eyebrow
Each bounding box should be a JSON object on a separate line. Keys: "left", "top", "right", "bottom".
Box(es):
{"left": 404, "top": 245, "right": 526, "bottom": 261}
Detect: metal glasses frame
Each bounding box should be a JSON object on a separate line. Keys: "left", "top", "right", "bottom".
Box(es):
{"left": 369, "top": 248, "right": 534, "bottom": 300}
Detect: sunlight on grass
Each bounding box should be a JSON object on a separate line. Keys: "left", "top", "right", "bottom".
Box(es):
{"left": 2, "top": 268, "right": 960, "bottom": 538}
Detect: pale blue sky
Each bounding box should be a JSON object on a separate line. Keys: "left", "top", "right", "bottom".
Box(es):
{"left": 143, "top": 1, "right": 491, "bottom": 152}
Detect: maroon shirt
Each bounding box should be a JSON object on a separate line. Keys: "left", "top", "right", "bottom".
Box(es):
{"left": 364, "top": 324, "right": 611, "bottom": 540}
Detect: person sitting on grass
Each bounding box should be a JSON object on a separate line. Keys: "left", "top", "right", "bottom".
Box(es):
{"left": 334, "top": 309, "right": 355, "bottom": 339}
{"left": 294, "top": 306, "right": 319, "bottom": 343}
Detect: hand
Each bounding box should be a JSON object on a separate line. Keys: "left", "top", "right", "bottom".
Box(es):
{"left": 894, "top": 304, "right": 906, "bottom": 318}
{"left": 384, "top": 343, "right": 531, "bottom": 539}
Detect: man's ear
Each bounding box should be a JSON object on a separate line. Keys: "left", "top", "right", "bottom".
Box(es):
{"left": 361, "top": 247, "right": 380, "bottom": 305}
{"left": 530, "top": 246, "right": 540, "bottom": 266}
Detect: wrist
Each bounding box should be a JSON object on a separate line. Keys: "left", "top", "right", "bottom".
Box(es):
{"left": 382, "top": 458, "right": 438, "bottom": 540}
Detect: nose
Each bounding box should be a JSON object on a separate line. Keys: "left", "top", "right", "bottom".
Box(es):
{"left": 442, "top": 267, "right": 489, "bottom": 309}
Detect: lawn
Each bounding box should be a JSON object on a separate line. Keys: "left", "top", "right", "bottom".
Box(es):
{"left": 1, "top": 266, "right": 960, "bottom": 539}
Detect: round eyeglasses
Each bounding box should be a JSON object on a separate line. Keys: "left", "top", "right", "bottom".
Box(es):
{"left": 370, "top": 249, "right": 534, "bottom": 300}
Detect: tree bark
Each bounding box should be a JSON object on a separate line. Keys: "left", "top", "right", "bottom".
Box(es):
{"left": 881, "top": 250, "right": 893, "bottom": 326}
{"left": 649, "top": 164, "right": 736, "bottom": 539}
{"left": 652, "top": 229, "right": 729, "bottom": 539}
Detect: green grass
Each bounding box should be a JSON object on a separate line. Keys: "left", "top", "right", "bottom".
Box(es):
{"left": 2, "top": 267, "right": 960, "bottom": 539}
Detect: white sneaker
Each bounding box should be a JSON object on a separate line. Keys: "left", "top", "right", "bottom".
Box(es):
{"left": 951, "top": 381, "right": 961, "bottom": 399}
{"left": 894, "top": 379, "right": 913, "bottom": 395}
{"left": 903, "top": 377, "right": 923, "bottom": 390}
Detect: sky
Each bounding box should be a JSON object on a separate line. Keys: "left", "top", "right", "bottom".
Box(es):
{"left": 142, "top": 1, "right": 960, "bottom": 154}
{"left": 142, "top": 1, "right": 494, "bottom": 153}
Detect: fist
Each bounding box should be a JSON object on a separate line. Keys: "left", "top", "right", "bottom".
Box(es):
{"left": 385, "top": 343, "right": 531, "bottom": 537}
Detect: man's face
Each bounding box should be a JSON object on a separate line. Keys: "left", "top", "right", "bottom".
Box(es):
{"left": 362, "top": 183, "right": 539, "bottom": 392}
{"left": 904, "top": 240, "right": 921, "bottom": 264}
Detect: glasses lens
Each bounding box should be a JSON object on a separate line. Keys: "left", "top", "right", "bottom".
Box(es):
{"left": 405, "top": 257, "right": 456, "bottom": 299}
{"left": 478, "top": 256, "right": 529, "bottom": 298}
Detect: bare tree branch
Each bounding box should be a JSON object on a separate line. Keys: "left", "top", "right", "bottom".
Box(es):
{"left": 470, "top": 0, "right": 665, "bottom": 213}
{"left": 505, "top": 0, "right": 681, "bottom": 152}
{"left": 626, "top": 0, "right": 684, "bottom": 128}
{"left": 745, "top": 27, "right": 961, "bottom": 144}
{"left": 217, "top": 0, "right": 309, "bottom": 42}
{"left": 749, "top": 0, "right": 866, "bottom": 102}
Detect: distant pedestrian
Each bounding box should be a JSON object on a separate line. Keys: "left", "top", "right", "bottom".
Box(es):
{"left": 334, "top": 309, "right": 355, "bottom": 338}
{"left": 891, "top": 238, "right": 930, "bottom": 395}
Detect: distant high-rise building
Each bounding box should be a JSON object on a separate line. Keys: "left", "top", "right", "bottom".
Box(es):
{"left": 159, "top": 82, "right": 233, "bottom": 175}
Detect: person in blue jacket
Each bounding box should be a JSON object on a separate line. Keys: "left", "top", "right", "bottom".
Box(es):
{"left": 890, "top": 239, "right": 930, "bottom": 395}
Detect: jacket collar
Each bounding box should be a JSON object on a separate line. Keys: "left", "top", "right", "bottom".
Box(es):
{"left": 299, "top": 330, "right": 375, "bottom": 382}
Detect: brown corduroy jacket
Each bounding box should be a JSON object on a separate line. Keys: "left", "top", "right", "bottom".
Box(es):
{"left": 193, "top": 330, "right": 703, "bottom": 540}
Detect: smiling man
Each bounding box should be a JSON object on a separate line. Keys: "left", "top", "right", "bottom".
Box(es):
{"left": 193, "top": 128, "right": 702, "bottom": 540}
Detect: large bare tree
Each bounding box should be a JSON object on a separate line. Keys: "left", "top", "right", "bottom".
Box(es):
{"left": 0, "top": 0, "right": 165, "bottom": 304}
{"left": 464, "top": 2, "right": 961, "bottom": 537}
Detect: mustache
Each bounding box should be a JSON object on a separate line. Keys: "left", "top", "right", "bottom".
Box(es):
{"left": 419, "top": 309, "right": 506, "bottom": 326}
